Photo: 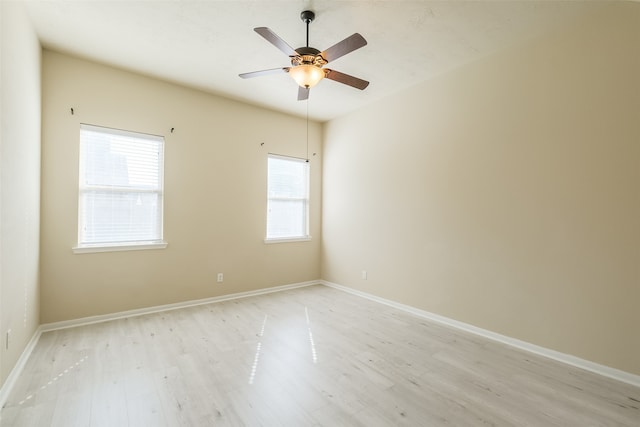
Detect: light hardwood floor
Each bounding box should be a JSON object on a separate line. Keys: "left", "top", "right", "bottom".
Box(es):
{"left": 1, "top": 285, "right": 639, "bottom": 426}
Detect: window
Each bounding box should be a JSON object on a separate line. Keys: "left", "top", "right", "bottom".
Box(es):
{"left": 75, "top": 124, "right": 166, "bottom": 253}
{"left": 266, "top": 154, "right": 310, "bottom": 242}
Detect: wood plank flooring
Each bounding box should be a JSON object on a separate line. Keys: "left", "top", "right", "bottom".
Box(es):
{"left": 1, "top": 284, "right": 639, "bottom": 426}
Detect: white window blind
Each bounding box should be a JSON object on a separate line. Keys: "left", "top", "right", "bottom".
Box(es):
{"left": 266, "top": 154, "right": 310, "bottom": 240}
{"left": 77, "top": 124, "right": 165, "bottom": 249}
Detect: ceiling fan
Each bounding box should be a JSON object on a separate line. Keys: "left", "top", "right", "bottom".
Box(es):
{"left": 239, "top": 10, "right": 369, "bottom": 101}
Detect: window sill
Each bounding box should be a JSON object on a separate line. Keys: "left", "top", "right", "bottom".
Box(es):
{"left": 72, "top": 241, "right": 168, "bottom": 254}
{"left": 264, "top": 236, "right": 311, "bottom": 244}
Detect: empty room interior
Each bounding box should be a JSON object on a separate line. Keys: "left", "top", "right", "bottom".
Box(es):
{"left": 1, "top": 0, "right": 639, "bottom": 425}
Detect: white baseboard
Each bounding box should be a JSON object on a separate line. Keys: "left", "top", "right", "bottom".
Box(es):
{"left": 320, "top": 280, "right": 640, "bottom": 388}
{"left": 1, "top": 280, "right": 319, "bottom": 408}
{"left": 41, "top": 280, "right": 320, "bottom": 332}
{"left": 0, "top": 326, "right": 43, "bottom": 410}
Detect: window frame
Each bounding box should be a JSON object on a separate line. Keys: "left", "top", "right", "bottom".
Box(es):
{"left": 265, "top": 153, "right": 311, "bottom": 243}
{"left": 73, "top": 123, "right": 167, "bottom": 254}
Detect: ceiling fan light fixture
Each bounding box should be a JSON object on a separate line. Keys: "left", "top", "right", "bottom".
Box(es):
{"left": 240, "top": 10, "right": 369, "bottom": 98}
{"left": 289, "top": 64, "right": 325, "bottom": 89}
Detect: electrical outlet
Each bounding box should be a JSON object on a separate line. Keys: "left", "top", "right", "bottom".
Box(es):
{"left": 362, "top": 270, "right": 367, "bottom": 280}
{"left": 217, "top": 273, "right": 224, "bottom": 283}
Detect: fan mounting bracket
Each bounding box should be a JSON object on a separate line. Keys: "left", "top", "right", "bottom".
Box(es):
{"left": 300, "top": 10, "right": 315, "bottom": 24}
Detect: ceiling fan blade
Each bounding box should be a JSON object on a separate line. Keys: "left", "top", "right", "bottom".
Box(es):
{"left": 239, "top": 67, "right": 290, "bottom": 79}
{"left": 324, "top": 69, "right": 369, "bottom": 90}
{"left": 298, "top": 86, "right": 310, "bottom": 101}
{"left": 321, "top": 33, "right": 367, "bottom": 63}
{"left": 254, "top": 27, "right": 297, "bottom": 56}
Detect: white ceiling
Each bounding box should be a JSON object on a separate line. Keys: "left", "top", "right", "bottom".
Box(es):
{"left": 23, "top": 0, "right": 603, "bottom": 122}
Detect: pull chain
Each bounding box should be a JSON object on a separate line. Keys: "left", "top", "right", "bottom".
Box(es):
{"left": 306, "top": 100, "right": 309, "bottom": 162}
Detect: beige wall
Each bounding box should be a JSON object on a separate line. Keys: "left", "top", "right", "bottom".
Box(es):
{"left": 40, "top": 51, "right": 322, "bottom": 323}
{"left": 322, "top": 3, "right": 640, "bottom": 375}
{"left": 0, "top": 2, "right": 42, "bottom": 387}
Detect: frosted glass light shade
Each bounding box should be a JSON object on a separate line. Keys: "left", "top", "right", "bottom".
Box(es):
{"left": 289, "top": 64, "right": 325, "bottom": 88}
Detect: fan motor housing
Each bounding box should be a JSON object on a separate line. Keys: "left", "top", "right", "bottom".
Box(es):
{"left": 291, "top": 47, "right": 327, "bottom": 67}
